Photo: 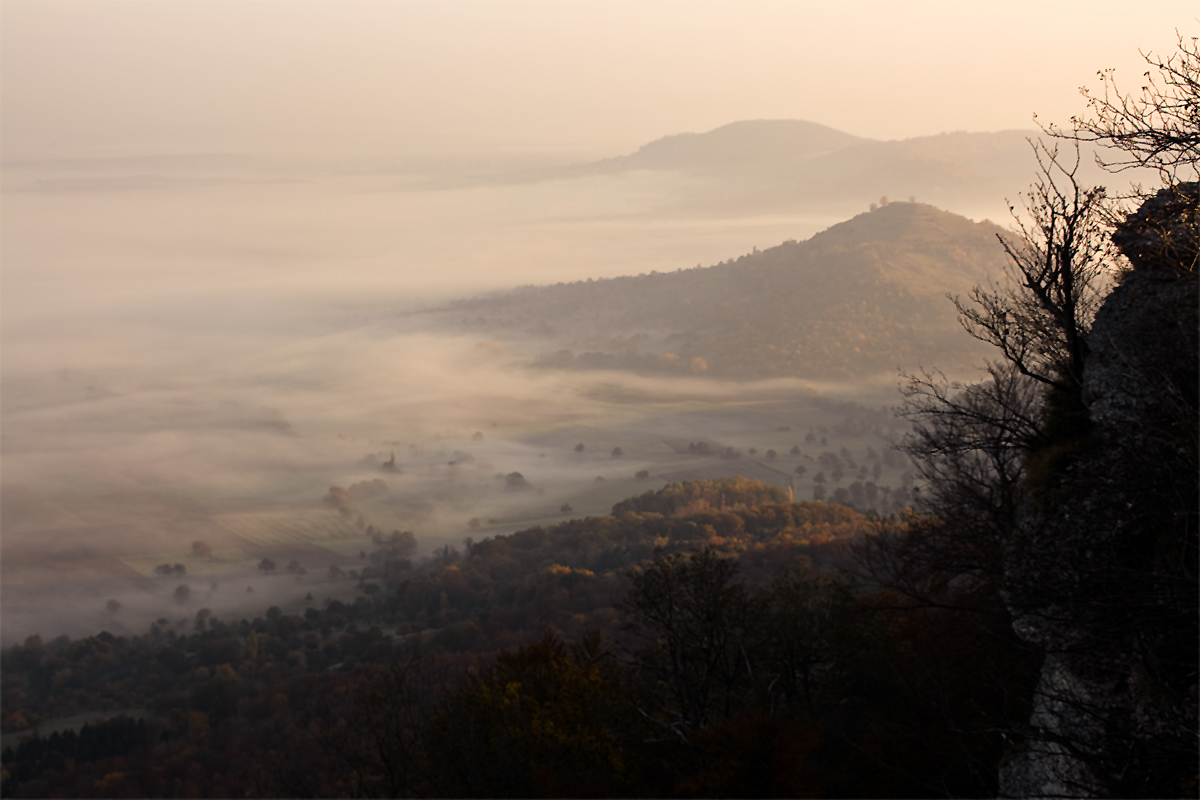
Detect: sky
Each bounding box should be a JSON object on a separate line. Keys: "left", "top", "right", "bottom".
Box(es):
{"left": 3, "top": 1, "right": 1197, "bottom": 160}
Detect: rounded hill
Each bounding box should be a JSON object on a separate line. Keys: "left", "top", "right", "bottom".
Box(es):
{"left": 618, "top": 119, "right": 870, "bottom": 170}
{"left": 439, "top": 202, "right": 1011, "bottom": 380}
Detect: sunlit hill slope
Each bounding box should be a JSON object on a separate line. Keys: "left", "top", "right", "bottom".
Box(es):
{"left": 435, "top": 201, "right": 1012, "bottom": 380}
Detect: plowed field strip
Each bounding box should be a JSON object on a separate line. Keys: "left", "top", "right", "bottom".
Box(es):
{"left": 210, "top": 511, "right": 363, "bottom": 547}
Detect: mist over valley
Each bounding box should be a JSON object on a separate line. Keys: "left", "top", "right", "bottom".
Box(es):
{"left": 0, "top": 119, "right": 1153, "bottom": 645}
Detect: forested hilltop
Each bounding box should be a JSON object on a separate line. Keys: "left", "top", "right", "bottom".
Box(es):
{"left": 429, "top": 202, "right": 1009, "bottom": 380}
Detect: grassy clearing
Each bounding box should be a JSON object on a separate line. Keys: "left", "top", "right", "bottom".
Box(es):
{"left": 210, "top": 509, "right": 366, "bottom": 548}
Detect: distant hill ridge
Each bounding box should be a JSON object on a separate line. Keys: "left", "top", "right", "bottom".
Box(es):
{"left": 564, "top": 119, "right": 1086, "bottom": 217}
{"left": 605, "top": 119, "right": 870, "bottom": 169}
{"left": 436, "top": 201, "right": 1011, "bottom": 380}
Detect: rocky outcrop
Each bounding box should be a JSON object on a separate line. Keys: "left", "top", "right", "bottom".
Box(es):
{"left": 1110, "top": 182, "right": 1199, "bottom": 276}
{"left": 999, "top": 184, "right": 1198, "bottom": 798}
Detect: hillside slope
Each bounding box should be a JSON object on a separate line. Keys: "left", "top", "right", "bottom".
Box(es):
{"left": 432, "top": 201, "right": 1011, "bottom": 380}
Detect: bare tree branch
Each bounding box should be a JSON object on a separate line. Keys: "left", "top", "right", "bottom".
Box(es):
{"left": 1044, "top": 31, "right": 1200, "bottom": 181}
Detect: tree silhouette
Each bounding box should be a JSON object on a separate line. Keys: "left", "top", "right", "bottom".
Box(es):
{"left": 1056, "top": 32, "right": 1199, "bottom": 178}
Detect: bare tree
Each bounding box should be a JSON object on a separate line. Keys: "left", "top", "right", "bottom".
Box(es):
{"left": 956, "top": 140, "right": 1120, "bottom": 394}
{"left": 878, "top": 36, "right": 1198, "bottom": 796}
{"left": 876, "top": 140, "right": 1120, "bottom": 606}
{"left": 1049, "top": 31, "right": 1200, "bottom": 179}
{"left": 619, "top": 549, "right": 762, "bottom": 736}
{"left": 872, "top": 364, "right": 1037, "bottom": 598}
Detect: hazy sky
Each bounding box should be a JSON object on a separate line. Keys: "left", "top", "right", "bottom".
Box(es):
{"left": 3, "top": 1, "right": 1196, "bottom": 160}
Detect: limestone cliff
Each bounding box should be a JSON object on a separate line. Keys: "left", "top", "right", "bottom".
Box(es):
{"left": 999, "top": 184, "right": 1198, "bottom": 797}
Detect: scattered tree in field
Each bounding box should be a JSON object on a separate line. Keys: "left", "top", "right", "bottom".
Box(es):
{"left": 574, "top": 442, "right": 585, "bottom": 453}
{"left": 611, "top": 447, "right": 623, "bottom": 457}
{"left": 173, "top": 584, "right": 191, "bottom": 604}
{"left": 258, "top": 558, "right": 277, "bottom": 574}
{"left": 325, "top": 479, "right": 390, "bottom": 514}
{"left": 635, "top": 469, "right": 650, "bottom": 480}
{"left": 194, "top": 608, "right": 212, "bottom": 631}
{"left": 191, "top": 541, "right": 213, "bottom": 558}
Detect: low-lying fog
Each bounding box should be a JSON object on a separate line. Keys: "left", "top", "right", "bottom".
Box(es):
{"left": 5, "top": 153, "right": 929, "bottom": 644}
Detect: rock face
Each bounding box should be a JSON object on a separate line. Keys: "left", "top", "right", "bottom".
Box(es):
{"left": 1110, "top": 183, "right": 1200, "bottom": 276}
{"left": 999, "top": 184, "right": 1198, "bottom": 798}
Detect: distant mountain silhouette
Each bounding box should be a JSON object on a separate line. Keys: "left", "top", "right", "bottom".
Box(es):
{"left": 563, "top": 120, "right": 1133, "bottom": 218}
{"left": 372, "top": 119, "right": 1150, "bottom": 218}
{"left": 431, "top": 202, "right": 1013, "bottom": 380}
{"left": 596, "top": 119, "right": 870, "bottom": 170}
